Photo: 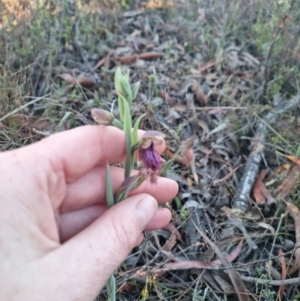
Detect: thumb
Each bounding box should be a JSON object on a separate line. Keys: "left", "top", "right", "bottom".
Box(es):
{"left": 44, "top": 194, "right": 158, "bottom": 300}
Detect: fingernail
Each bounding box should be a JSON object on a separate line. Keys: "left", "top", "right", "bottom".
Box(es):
{"left": 135, "top": 196, "right": 158, "bottom": 230}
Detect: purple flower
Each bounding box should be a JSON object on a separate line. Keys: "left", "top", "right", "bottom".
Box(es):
{"left": 138, "top": 131, "right": 165, "bottom": 183}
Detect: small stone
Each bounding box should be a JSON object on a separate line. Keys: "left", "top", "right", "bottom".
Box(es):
{"left": 151, "top": 97, "right": 163, "bottom": 107}
{"left": 135, "top": 59, "right": 146, "bottom": 69}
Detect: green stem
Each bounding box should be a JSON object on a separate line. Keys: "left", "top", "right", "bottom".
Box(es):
{"left": 112, "top": 119, "right": 123, "bottom": 130}
{"left": 123, "top": 101, "right": 132, "bottom": 178}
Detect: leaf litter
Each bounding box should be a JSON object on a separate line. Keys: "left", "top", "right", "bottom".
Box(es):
{"left": 2, "top": 0, "right": 300, "bottom": 300}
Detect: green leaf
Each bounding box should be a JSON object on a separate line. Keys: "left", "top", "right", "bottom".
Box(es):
{"left": 132, "top": 113, "right": 146, "bottom": 145}
{"left": 57, "top": 111, "right": 72, "bottom": 129}
{"left": 107, "top": 275, "right": 116, "bottom": 301}
{"left": 105, "top": 163, "right": 115, "bottom": 208}
{"left": 114, "top": 67, "right": 132, "bottom": 106}
{"left": 114, "top": 67, "right": 123, "bottom": 96}
{"left": 174, "top": 196, "right": 183, "bottom": 210}
{"left": 131, "top": 81, "right": 140, "bottom": 101}
{"left": 122, "top": 73, "right": 133, "bottom": 106}
{"left": 123, "top": 101, "right": 132, "bottom": 178}
{"left": 117, "top": 95, "right": 126, "bottom": 122}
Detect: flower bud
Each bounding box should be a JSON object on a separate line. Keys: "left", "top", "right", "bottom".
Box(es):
{"left": 116, "top": 174, "right": 146, "bottom": 203}
{"left": 114, "top": 67, "right": 132, "bottom": 104}
{"left": 91, "top": 108, "right": 114, "bottom": 126}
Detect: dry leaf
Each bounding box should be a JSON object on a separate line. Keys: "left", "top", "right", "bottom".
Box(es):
{"left": 194, "top": 222, "right": 249, "bottom": 301}
{"left": 119, "top": 52, "right": 164, "bottom": 64}
{"left": 58, "top": 73, "right": 76, "bottom": 84}
{"left": 162, "top": 233, "right": 177, "bottom": 251}
{"left": 204, "top": 234, "right": 243, "bottom": 260}
{"left": 286, "top": 202, "right": 300, "bottom": 275}
{"left": 163, "top": 222, "right": 182, "bottom": 241}
{"left": 213, "top": 240, "right": 243, "bottom": 265}
{"left": 213, "top": 164, "right": 241, "bottom": 186}
{"left": 285, "top": 154, "right": 300, "bottom": 166}
{"left": 277, "top": 152, "right": 300, "bottom": 166}
{"left": 144, "top": 0, "right": 174, "bottom": 9}
{"left": 118, "top": 282, "right": 135, "bottom": 293}
{"left": 275, "top": 165, "right": 300, "bottom": 199}
{"left": 172, "top": 104, "right": 187, "bottom": 112}
{"left": 192, "top": 80, "right": 208, "bottom": 106}
{"left": 7, "top": 114, "right": 53, "bottom": 131}
{"left": 93, "top": 52, "right": 113, "bottom": 70}
{"left": 277, "top": 248, "right": 286, "bottom": 301}
{"left": 77, "top": 77, "right": 96, "bottom": 88}
{"left": 163, "top": 260, "right": 221, "bottom": 270}
{"left": 169, "top": 80, "right": 180, "bottom": 91}
{"left": 164, "top": 148, "right": 190, "bottom": 167}
{"left": 119, "top": 55, "right": 139, "bottom": 64}
{"left": 139, "top": 52, "right": 164, "bottom": 60}
{"left": 181, "top": 136, "right": 198, "bottom": 183}
{"left": 198, "top": 60, "right": 216, "bottom": 73}
{"left": 93, "top": 57, "right": 106, "bottom": 70}
{"left": 253, "top": 169, "right": 275, "bottom": 205}
{"left": 58, "top": 73, "right": 96, "bottom": 87}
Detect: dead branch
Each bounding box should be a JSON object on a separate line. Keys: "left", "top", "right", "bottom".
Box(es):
{"left": 232, "top": 95, "right": 300, "bottom": 213}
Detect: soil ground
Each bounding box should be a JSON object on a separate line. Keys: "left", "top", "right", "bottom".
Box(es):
{"left": 1, "top": 0, "right": 300, "bottom": 300}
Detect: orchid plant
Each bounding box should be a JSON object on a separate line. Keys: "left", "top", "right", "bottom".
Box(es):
{"left": 91, "top": 67, "right": 165, "bottom": 300}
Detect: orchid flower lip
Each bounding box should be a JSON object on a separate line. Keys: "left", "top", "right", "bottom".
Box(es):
{"left": 138, "top": 140, "right": 162, "bottom": 183}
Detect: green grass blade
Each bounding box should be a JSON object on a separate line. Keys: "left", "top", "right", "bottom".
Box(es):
{"left": 107, "top": 275, "right": 116, "bottom": 301}
{"left": 57, "top": 111, "right": 72, "bottom": 129}
{"left": 105, "top": 163, "right": 115, "bottom": 208}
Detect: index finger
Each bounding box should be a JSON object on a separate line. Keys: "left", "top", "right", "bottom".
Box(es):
{"left": 29, "top": 125, "right": 166, "bottom": 182}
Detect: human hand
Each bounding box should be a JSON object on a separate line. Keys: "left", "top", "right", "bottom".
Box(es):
{"left": 0, "top": 125, "right": 178, "bottom": 300}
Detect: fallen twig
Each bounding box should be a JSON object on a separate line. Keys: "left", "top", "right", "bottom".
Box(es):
{"left": 241, "top": 276, "right": 300, "bottom": 286}
{"left": 232, "top": 94, "right": 300, "bottom": 213}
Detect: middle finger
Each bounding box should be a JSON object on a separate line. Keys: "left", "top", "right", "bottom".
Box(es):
{"left": 61, "top": 165, "right": 178, "bottom": 213}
